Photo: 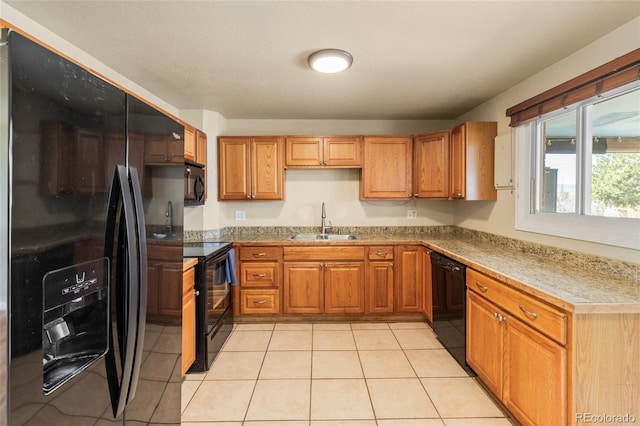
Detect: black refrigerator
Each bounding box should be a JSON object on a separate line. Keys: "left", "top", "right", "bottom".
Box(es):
{"left": 0, "top": 30, "right": 184, "bottom": 424}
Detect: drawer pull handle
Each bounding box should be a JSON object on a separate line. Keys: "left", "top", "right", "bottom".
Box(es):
{"left": 519, "top": 305, "right": 538, "bottom": 319}
{"left": 252, "top": 252, "right": 266, "bottom": 258}
{"left": 375, "top": 251, "right": 389, "bottom": 257}
{"left": 475, "top": 282, "right": 488, "bottom": 292}
{"left": 252, "top": 273, "right": 266, "bottom": 278}
{"left": 253, "top": 299, "right": 267, "bottom": 305}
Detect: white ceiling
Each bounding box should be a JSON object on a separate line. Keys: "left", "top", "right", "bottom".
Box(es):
{"left": 6, "top": 1, "right": 640, "bottom": 120}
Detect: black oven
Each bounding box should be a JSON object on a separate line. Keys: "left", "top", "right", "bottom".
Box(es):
{"left": 184, "top": 242, "right": 234, "bottom": 371}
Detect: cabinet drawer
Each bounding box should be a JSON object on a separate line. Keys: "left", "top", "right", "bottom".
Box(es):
{"left": 467, "top": 269, "right": 567, "bottom": 345}
{"left": 240, "top": 262, "right": 279, "bottom": 287}
{"left": 148, "top": 244, "right": 182, "bottom": 261}
{"left": 239, "top": 246, "right": 281, "bottom": 261}
{"left": 240, "top": 289, "right": 280, "bottom": 314}
{"left": 283, "top": 246, "right": 365, "bottom": 261}
{"left": 368, "top": 246, "right": 394, "bottom": 260}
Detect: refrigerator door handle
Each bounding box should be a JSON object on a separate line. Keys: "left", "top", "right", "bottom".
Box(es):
{"left": 125, "top": 166, "right": 147, "bottom": 404}
{"left": 103, "top": 164, "right": 141, "bottom": 418}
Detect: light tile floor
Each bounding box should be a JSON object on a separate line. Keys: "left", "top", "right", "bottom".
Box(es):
{"left": 182, "top": 322, "right": 514, "bottom": 425}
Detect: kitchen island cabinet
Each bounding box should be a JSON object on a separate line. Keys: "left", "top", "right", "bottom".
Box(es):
{"left": 218, "top": 136, "right": 285, "bottom": 200}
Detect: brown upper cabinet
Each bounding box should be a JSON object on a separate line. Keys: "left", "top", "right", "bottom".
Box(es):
{"left": 184, "top": 126, "right": 196, "bottom": 163}
{"left": 196, "top": 129, "right": 208, "bottom": 166}
{"left": 362, "top": 123, "right": 497, "bottom": 200}
{"left": 184, "top": 127, "right": 207, "bottom": 167}
{"left": 413, "top": 131, "right": 451, "bottom": 199}
{"left": 218, "top": 136, "right": 285, "bottom": 201}
{"left": 450, "top": 122, "right": 497, "bottom": 200}
{"left": 361, "top": 136, "right": 413, "bottom": 199}
{"left": 285, "top": 136, "right": 362, "bottom": 168}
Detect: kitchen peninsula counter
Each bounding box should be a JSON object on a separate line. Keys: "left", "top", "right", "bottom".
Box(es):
{"left": 209, "top": 226, "right": 639, "bottom": 314}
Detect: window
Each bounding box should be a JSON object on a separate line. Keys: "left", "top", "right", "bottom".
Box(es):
{"left": 516, "top": 84, "right": 640, "bottom": 250}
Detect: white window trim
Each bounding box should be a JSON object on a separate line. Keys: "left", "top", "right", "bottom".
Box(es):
{"left": 515, "top": 90, "right": 640, "bottom": 251}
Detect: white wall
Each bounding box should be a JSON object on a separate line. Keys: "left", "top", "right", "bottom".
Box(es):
{"left": 454, "top": 17, "right": 640, "bottom": 263}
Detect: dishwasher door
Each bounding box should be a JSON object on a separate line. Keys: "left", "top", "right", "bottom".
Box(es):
{"left": 430, "top": 252, "right": 474, "bottom": 375}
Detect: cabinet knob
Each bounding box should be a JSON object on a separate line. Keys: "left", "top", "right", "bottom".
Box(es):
{"left": 155, "top": 262, "right": 162, "bottom": 267}
{"left": 246, "top": 195, "right": 251, "bottom": 199}
{"left": 390, "top": 262, "right": 394, "bottom": 267}
{"left": 194, "top": 290, "right": 200, "bottom": 296}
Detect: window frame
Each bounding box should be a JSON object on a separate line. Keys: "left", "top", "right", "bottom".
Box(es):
{"left": 515, "top": 82, "right": 640, "bottom": 250}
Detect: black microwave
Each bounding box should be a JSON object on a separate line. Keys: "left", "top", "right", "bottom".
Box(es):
{"left": 185, "top": 163, "right": 205, "bottom": 205}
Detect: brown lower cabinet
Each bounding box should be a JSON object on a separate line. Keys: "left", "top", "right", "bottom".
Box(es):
{"left": 283, "top": 246, "right": 365, "bottom": 314}
{"left": 395, "top": 245, "right": 423, "bottom": 312}
{"left": 147, "top": 243, "right": 184, "bottom": 317}
{"left": 466, "top": 268, "right": 567, "bottom": 425}
{"left": 181, "top": 259, "right": 197, "bottom": 375}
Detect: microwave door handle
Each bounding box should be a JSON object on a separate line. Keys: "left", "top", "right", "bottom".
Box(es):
{"left": 125, "top": 166, "right": 148, "bottom": 404}
{"left": 103, "top": 165, "right": 140, "bottom": 418}
{"left": 194, "top": 175, "right": 205, "bottom": 201}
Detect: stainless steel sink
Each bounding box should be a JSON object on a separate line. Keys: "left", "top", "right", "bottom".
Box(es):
{"left": 289, "top": 233, "right": 357, "bottom": 241}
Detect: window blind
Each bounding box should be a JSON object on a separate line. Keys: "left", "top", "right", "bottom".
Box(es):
{"left": 506, "top": 49, "right": 640, "bottom": 127}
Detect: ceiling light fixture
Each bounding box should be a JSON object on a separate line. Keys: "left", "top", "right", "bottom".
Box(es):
{"left": 308, "top": 49, "right": 353, "bottom": 73}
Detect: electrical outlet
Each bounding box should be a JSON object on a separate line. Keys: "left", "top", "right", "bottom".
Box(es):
{"left": 407, "top": 209, "right": 417, "bottom": 219}
{"left": 235, "top": 210, "right": 246, "bottom": 221}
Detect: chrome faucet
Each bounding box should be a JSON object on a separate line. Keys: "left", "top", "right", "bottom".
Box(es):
{"left": 321, "top": 202, "right": 331, "bottom": 235}
{"left": 166, "top": 201, "right": 173, "bottom": 234}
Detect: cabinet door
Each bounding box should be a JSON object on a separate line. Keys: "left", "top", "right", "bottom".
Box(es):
{"left": 366, "top": 261, "right": 394, "bottom": 313}
{"left": 182, "top": 266, "right": 196, "bottom": 375}
{"left": 196, "top": 130, "right": 208, "bottom": 167}
{"left": 285, "top": 136, "right": 323, "bottom": 166}
{"left": 218, "top": 137, "right": 251, "bottom": 200}
{"left": 283, "top": 262, "right": 323, "bottom": 314}
{"left": 414, "top": 131, "right": 450, "bottom": 198}
{"left": 450, "top": 123, "right": 466, "bottom": 199}
{"left": 361, "top": 136, "right": 413, "bottom": 199}
{"left": 75, "top": 128, "right": 105, "bottom": 194}
{"left": 466, "top": 291, "right": 504, "bottom": 399}
{"left": 167, "top": 136, "right": 185, "bottom": 163}
{"left": 422, "top": 248, "right": 433, "bottom": 322}
{"left": 503, "top": 315, "right": 567, "bottom": 426}
{"left": 324, "top": 262, "right": 365, "bottom": 314}
{"left": 324, "top": 136, "right": 362, "bottom": 167}
{"left": 184, "top": 126, "right": 196, "bottom": 162}
{"left": 157, "top": 261, "right": 184, "bottom": 317}
{"left": 395, "top": 245, "right": 422, "bottom": 312}
{"left": 251, "top": 136, "right": 284, "bottom": 200}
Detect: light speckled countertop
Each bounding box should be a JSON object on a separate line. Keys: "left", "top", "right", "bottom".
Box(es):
{"left": 216, "top": 227, "right": 639, "bottom": 315}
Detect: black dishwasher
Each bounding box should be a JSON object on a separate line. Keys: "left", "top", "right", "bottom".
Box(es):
{"left": 430, "top": 251, "right": 475, "bottom": 375}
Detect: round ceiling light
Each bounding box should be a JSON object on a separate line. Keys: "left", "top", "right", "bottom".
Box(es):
{"left": 308, "top": 49, "right": 353, "bottom": 73}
